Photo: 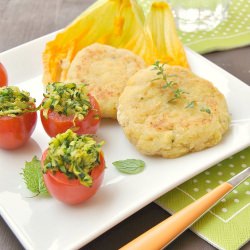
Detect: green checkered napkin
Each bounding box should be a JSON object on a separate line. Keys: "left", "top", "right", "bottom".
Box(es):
{"left": 137, "top": 0, "right": 250, "bottom": 249}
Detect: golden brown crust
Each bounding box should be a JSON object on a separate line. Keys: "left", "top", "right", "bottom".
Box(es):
{"left": 66, "top": 43, "right": 146, "bottom": 119}
{"left": 117, "top": 65, "right": 230, "bottom": 158}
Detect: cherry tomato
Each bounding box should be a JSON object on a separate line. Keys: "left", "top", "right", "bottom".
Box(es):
{"left": 0, "top": 63, "right": 8, "bottom": 87}
{"left": 42, "top": 150, "right": 105, "bottom": 205}
{"left": 0, "top": 110, "right": 37, "bottom": 149}
{"left": 40, "top": 94, "right": 101, "bottom": 137}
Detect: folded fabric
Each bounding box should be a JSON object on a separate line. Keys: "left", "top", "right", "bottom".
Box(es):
{"left": 138, "top": 0, "right": 250, "bottom": 54}
{"left": 156, "top": 147, "right": 250, "bottom": 250}
{"left": 178, "top": 0, "right": 250, "bottom": 53}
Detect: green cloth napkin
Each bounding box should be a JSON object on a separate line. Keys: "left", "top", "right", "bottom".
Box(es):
{"left": 138, "top": 0, "right": 250, "bottom": 53}
{"left": 177, "top": 0, "right": 250, "bottom": 53}
{"left": 156, "top": 148, "right": 250, "bottom": 250}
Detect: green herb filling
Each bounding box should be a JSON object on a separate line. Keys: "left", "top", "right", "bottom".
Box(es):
{"left": 41, "top": 82, "right": 91, "bottom": 121}
{"left": 0, "top": 86, "right": 36, "bottom": 117}
{"left": 43, "top": 129, "right": 103, "bottom": 187}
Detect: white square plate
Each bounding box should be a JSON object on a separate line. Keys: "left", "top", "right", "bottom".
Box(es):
{"left": 0, "top": 33, "right": 250, "bottom": 250}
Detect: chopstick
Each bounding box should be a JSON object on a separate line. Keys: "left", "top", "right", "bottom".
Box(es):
{"left": 120, "top": 167, "right": 250, "bottom": 250}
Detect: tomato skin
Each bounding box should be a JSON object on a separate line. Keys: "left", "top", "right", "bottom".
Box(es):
{"left": 0, "top": 111, "right": 37, "bottom": 149}
{"left": 42, "top": 150, "right": 105, "bottom": 205}
{"left": 40, "top": 94, "right": 101, "bottom": 137}
{"left": 0, "top": 63, "right": 8, "bottom": 87}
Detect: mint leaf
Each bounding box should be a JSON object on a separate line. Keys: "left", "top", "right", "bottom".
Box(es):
{"left": 112, "top": 159, "right": 145, "bottom": 174}
{"left": 21, "top": 156, "right": 49, "bottom": 196}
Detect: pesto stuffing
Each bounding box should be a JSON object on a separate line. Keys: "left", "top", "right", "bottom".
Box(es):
{"left": 43, "top": 129, "right": 103, "bottom": 187}
{"left": 0, "top": 86, "right": 36, "bottom": 117}
{"left": 41, "top": 82, "right": 91, "bottom": 121}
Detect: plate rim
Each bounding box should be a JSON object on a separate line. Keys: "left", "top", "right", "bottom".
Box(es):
{"left": 0, "top": 32, "right": 250, "bottom": 250}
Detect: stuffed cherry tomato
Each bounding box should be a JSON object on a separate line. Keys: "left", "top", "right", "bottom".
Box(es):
{"left": 40, "top": 82, "right": 100, "bottom": 137}
{"left": 42, "top": 129, "right": 105, "bottom": 205}
{"left": 0, "top": 63, "right": 8, "bottom": 87}
{"left": 0, "top": 86, "right": 37, "bottom": 149}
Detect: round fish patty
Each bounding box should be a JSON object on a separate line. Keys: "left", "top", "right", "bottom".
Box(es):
{"left": 66, "top": 43, "right": 146, "bottom": 119}
{"left": 117, "top": 65, "right": 230, "bottom": 158}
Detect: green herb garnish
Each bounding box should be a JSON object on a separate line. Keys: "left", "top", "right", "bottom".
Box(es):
{"left": 162, "top": 81, "right": 175, "bottom": 89}
{"left": 169, "top": 88, "right": 188, "bottom": 102}
{"left": 200, "top": 107, "right": 211, "bottom": 114}
{"left": 186, "top": 101, "right": 211, "bottom": 114}
{"left": 0, "top": 86, "right": 36, "bottom": 117}
{"left": 41, "top": 82, "right": 91, "bottom": 121}
{"left": 21, "top": 156, "right": 49, "bottom": 196}
{"left": 43, "top": 129, "right": 103, "bottom": 187}
{"left": 185, "top": 101, "right": 195, "bottom": 109}
{"left": 112, "top": 159, "right": 145, "bottom": 174}
{"left": 152, "top": 62, "right": 211, "bottom": 114}
{"left": 152, "top": 61, "right": 186, "bottom": 102}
